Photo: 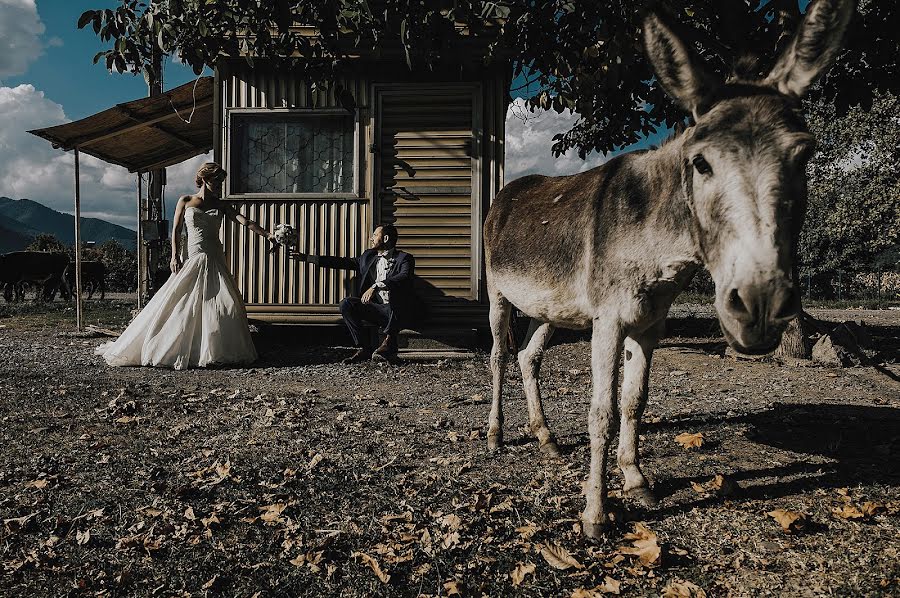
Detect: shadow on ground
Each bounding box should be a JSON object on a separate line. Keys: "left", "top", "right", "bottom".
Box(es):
{"left": 647, "top": 403, "right": 900, "bottom": 516}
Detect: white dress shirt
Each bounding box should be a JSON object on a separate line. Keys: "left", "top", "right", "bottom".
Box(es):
{"left": 373, "top": 249, "right": 393, "bottom": 304}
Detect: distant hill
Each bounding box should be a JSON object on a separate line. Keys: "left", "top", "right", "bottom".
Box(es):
{"left": 0, "top": 213, "right": 36, "bottom": 253}
{"left": 0, "top": 197, "right": 136, "bottom": 251}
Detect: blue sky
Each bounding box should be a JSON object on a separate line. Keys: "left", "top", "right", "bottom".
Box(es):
{"left": 5, "top": 0, "right": 206, "bottom": 120}
{"left": 0, "top": 0, "right": 664, "bottom": 231}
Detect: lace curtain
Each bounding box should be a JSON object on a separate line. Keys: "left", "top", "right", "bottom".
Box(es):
{"left": 232, "top": 114, "right": 354, "bottom": 194}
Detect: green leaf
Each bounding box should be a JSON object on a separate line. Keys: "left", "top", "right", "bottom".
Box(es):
{"left": 92, "top": 50, "right": 106, "bottom": 65}
{"left": 77, "top": 11, "right": 95, "bottom": 29}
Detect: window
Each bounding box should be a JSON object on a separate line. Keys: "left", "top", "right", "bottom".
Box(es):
{"left": 230, "top": 112, "right": 356, "bottom": 195}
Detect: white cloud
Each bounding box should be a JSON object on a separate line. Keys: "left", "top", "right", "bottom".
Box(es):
{"left": 0, "top": 0, "right": 45, "bottom": 78}
{"left": 47, "top": 35, "right": 63, "bottom": 47}
{"left": 0, "top": 82, "right": 211, "bottom": 231}
{"left": 504, "top": 98, "right": 609, "bottom": 181}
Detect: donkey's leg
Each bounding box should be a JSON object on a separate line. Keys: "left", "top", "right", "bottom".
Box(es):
{"left": 487, "top": 290, "right": 512, "bottom": 452}
{"left": 618, "top": 322, "right": 664, "bottom": 508}
{"left": 583, "top": 318, "right": 624, "bottom": 539}
{"left": 517, "top": 319, "right": 560, "bottom": 456}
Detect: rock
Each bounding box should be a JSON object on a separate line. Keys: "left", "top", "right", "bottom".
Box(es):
{"left": 831, "top": 321, "right": 876, "bottom": 360}
{"left": 811, "top": 320, "right": 876, "bottom": 367}
{"left": 811, "top": 334, "right": 855, "bottom": 367}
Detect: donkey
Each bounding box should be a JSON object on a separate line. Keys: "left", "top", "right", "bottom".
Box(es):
{"left": 483, "top": 0, "right": 854, "bottom": 538}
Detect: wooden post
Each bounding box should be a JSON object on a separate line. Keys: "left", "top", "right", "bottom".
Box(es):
{"left": 136, "top": 173, "right": 143, "bottom": 309}
{"left": 73, "top": 148, "right": 84, "bottom": 331}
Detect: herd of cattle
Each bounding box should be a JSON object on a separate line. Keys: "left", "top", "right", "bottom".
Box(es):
{"left": 0, "top": 251, "right": 106, "bottom": 302}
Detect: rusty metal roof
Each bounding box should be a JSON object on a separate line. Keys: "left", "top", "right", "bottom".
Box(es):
{"left": 28, "top": 76, "right": 214, "bottom": 173}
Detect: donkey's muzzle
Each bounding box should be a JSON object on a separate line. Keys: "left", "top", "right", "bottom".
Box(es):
{"left": 718, "top": 279, "right": 799, "bottom": 354}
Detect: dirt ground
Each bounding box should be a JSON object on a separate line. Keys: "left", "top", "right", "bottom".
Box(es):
{"left": 0, "top": 300, "right": 898, "bottom": 597}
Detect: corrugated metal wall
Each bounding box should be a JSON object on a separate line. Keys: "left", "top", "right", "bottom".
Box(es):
{"left": 219, "top": 63, "right": 371, "bottom": 315}
{"left": 377, "top": 87, "right": 476, "bottom": 300}
{"left": 216, "top": 60, "right": 506, "bottom": 325}
{"left": 225, "top": 199, "right": 369, "bottom": 305}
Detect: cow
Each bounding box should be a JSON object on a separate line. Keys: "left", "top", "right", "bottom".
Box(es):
{"left": 0, "top": 251, "right": 71, "bottom": 302}
{"left": 65, "top": 261, "right": 107, "bottom": 300}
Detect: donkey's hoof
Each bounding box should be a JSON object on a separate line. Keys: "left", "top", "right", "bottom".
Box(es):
{"left": 487, "top": 435, "right": 504, "bottom": 453}
{"left": 625, "top": 486, "right": 658, "bottom": 508}
{"left": 581, "top": 517, "right": 610, "bottom": 540}
{"left": 539, "top": 440, "right": 562, "bottom": 458}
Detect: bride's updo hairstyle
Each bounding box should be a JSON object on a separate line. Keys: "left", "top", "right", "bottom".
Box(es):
{"left": 196, "top": 162, "right": 226, "bottom": 188}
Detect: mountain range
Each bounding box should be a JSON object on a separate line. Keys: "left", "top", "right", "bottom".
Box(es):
{"left": 0, "top": 197, "right": 136, "bottom": 253}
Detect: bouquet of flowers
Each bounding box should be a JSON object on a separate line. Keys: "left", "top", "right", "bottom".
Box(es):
{"left": 270, "top": 223, "right": 299, "bottom": 254}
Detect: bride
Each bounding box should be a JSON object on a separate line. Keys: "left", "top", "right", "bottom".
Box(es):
{"left": 96, "top": 162, "right": 271, "bottom": 369}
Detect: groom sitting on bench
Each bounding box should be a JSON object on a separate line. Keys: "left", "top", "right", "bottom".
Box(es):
{"left": 290, "top": 224, "right": 415, "bottom": 364}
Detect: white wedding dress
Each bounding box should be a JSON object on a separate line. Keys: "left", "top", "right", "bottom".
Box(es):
{"left": 96, "top": 207, "right": 258, "bottom": 369}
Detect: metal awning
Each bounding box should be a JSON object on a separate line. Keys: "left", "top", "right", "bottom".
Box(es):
{"left": 28, "top": 76, "right": 214, "bottom": 173}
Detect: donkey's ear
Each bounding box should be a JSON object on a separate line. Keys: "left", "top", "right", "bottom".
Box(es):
{"left": 643, "top": 12, "right": 719, "bottom": 118}
{"left": 765, "top": 0, "right": 854, "bottom": 98}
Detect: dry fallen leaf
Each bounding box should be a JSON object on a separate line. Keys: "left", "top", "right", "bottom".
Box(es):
{"left": 767, "top": 509, "right": 806, "bottom": 533}
{"left": 3, "top": 514, "right": 35, "bottom": 533}
{"left": 663, "top": 579, "right": 707, "bottom": 598}
{"left": 571, "top": 576, "right": 621, "bottom": 597}
{"left": 598, "top": 577, "right": 622, "bottom": 595}
{"left": 832, "top": 504, "right": 865, "bottom": 520}
{"left": 353, "top": 551, "right": 390, "bottom": 583}
{"left": 75, "top": 529, "right": 91, "bottom": 546}
{"left": 862, "top": 502, "right": 885, "bottom": 517}
{"left": 511, "top": 561, "right": 536, "bottom": 586}
{"left": 617, "top": 522, "right": 661, "bottom": 568}
{"left": 259, "top": 503, "right": 288, "bottom": 524}
{"left": 444, "top": 580, "right": 461, "bottom": 595}
{"left": 516, "top": 522, "right": 538, "bottom": 540}
{"left": 439, "top": 513, "right": 462, "bottom": 531}
{"left": 691, "top": 474, "right": 738, "bottom": 496}
{"left": 675, "top": 432, "right": 704, "bottom": 449}
{"left": 308, "top": 453, "right": 324, "bottom": 470}
{"left": 442, "top": 530, "right": 461, "bottom": 549}
{"left": 24, "top": 479, "right": 49, "bottom": 490}
{"left": 201, "top": 575, "right": 224, "bottom": 591}
{"left": 540, "top": 542, "right": 583, "bottom": 570}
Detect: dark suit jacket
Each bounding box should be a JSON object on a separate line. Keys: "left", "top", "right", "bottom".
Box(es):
{"left": 315, "top": 249, "right": 417, "bottom": 330}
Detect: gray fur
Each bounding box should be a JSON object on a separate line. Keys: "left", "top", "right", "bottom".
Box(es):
{"left": 483, "top": 0, "right": 854, "bottom": 538}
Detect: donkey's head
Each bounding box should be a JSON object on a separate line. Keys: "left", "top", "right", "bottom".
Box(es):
{"left": 644, "top": 0, "right": 853, "bottom": 354}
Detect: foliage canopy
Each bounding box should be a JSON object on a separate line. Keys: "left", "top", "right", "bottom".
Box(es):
{"left": 80, "top": 0, "right": 898, "bottom": 155}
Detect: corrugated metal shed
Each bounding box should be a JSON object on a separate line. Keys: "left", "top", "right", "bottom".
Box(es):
{"left": 28, "top": 77, "right": 214, "bottom": 173}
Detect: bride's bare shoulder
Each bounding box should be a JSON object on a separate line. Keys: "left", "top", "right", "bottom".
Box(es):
{"left": 178, "top": 194, "right": 203, "bottom": 209}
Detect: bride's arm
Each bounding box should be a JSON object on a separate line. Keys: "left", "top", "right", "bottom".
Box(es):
{"left": 170, "top": 197, "right": 188, "bottom": 274}
{"left": 222, "top": 204, "right": 275, "bottom": 241}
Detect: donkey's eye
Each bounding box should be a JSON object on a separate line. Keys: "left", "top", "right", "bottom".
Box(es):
{"left": 692, "top": 154, "right": 713, "bottom": 176}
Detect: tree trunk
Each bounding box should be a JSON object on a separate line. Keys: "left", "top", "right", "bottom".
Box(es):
{"left": 775, "top": 311, "right": 815, "bottom": 360}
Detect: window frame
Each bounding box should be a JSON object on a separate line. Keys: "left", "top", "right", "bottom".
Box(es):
{"left": 224, "top": 107, "right": 362, "bottom": 200}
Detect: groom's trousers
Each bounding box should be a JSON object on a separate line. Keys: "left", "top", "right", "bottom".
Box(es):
{"left": 339, "top": 297, "right": 393, "bottom": 347}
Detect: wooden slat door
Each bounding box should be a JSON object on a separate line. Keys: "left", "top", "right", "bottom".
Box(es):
{"left": 376, "top": 86, "right": 478, "bottom": 307}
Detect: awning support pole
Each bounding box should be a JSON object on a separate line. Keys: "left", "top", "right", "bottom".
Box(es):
{"left": 73, "top": 148, "right": 83, "bottom": 331}
{"left": 136, "top": 173, "right": 143, "bottom": 309}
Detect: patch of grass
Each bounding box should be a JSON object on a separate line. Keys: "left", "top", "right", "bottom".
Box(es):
{"left": 0, "top": 300, "right": 134, "bottom": 331}
{"left": 674, "top": 293, "right": 900, "bottom": 310}
{"left": 801, "top": 297, "right": 899, "bottom": 310}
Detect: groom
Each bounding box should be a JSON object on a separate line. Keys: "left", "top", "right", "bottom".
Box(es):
{"left": 290, "top": 224, "right": 416, "bottom": 363}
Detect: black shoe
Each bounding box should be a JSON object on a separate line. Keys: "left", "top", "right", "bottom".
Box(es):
{"left": 371, "top": 334, "right": 399, "bottom": 363}
{"left": 342, "top": 347, "right": 372, "bottom": 364}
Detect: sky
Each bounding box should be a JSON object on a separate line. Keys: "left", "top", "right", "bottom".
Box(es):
{"left": 0, "top": 0, "right": 665, "bottom": 231}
